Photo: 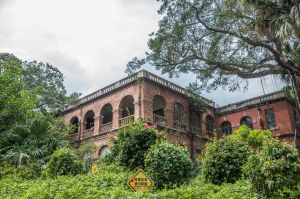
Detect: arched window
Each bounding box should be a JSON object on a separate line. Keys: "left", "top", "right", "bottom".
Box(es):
{"left": 84, "top": 110, "right": 95, "bottom": 130}
{"left": 120, "top": 95, "right": 134, "bottom": 118}
{"left": 240, "top": 116, "right": 253, "bottom": 129}
{"left": 70, "top": 116, "right": 79, "bottom": 134}
{"left": 101, "top": 104, "right": 113, "bottom": 124}
{"left": 206, "top": 115, "right": 214, "bottom": 133}
{"left": 221, "top": 121, "right": 232, "bottom": 136}
{"left": 153, "top": 95, "right": 165, "bottom": 117}
{"left": 99, "top": 146, "right": 111, "bottom": 157}
{"left": 191, "top": 111, "right": 201, "bottom": 129}
{"left": 174, "top": 103, "right": 184, "bottom": 123}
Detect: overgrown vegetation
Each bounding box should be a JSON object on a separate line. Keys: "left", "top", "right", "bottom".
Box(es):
{"left": 46, "top": 147, "right": 84, "bottom": 178}
{"left": 202, "top": 135, "right": 250, "bottom": 185}
{"left": 244, "top": 139, "right": 300, "bottom": 198}
{"left": 0, "top": 53, "right": 78, "bottom": 177}
{"left": 1, "top": 52, "right": 299, "bottom": 198}
{"left": 145, "top": 141, "right": 193, "bottom": 189}
{"left": 105, "top": 120, "right": 166, "bottom": 169}
{"left": 0, "top": 164, "right": 260, "bottom": 199}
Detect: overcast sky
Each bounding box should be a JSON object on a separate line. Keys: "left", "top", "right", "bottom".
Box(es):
{"left": 0, "top": 0, "right": 285, "bottom": 106}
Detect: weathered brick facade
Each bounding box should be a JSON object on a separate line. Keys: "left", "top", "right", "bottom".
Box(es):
{"left": 61, "top": 70, "right": 300, "bottom": 160}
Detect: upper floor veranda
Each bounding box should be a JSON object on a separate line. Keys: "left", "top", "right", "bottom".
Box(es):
{"left": 61, "top": 70, "right": 216, "bottom": 142}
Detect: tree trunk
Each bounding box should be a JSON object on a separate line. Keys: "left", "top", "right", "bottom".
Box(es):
{"left": 291, "top": 74, "right": 300, "bottom": 136}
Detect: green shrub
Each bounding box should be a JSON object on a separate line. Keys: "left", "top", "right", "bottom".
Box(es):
{"left": 0, "top": 172, "right": 261, "bottom": 198}
{"left": 233, "top": 125, "right": 272, "bottom": 148}
{"left": 75, "top": 142, "right": 97, "bottom": 173}
{"left": 46, "top": 147, "right": 84, "bottom": 177}
{"left": 109, "top": 119, "right": 165, "bottom": 169}
{"left": 0, "top": 163, "right": 38, "bottom": 179}
{"left": 244, "top": 138, "right": 300, "bottom": 198}
{"left": 145, "top": 141, "right": 193, "bottom": 189}
{"left": 202, "top": 136, "right": 249, "bottom": 185}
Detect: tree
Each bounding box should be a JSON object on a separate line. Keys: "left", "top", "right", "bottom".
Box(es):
{"left": 0, "top": 53, "right": 38, "bottom": 134}
{"left": 22, "top": 60, "right": 81, "bottom": 115}
{"left": 126, "top": 0, "right": 300, "bottom": 117}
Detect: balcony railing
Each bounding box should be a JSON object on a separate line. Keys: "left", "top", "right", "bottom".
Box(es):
{"left": 82, "top": 128, "right": 94, "bottom": 139}
{"left": 63, "top": 70, "right": 215, "bottom": 112}
{"left": 119, "top": 115, "right": 134, "bottom": 127}
{"left": 174, "top": 121, "right": 185, "bottom": 131}
{"left": 99, "top": 122, "right": 112, "bottom": 133}
{"left": 68, "top": 133, "right": 79, "bottom": 141}
{"left": 191, "top": 127, "right": 202, "bottom": 136}
{"left": 153, "top": 114, "right": 166, "bottom": 127}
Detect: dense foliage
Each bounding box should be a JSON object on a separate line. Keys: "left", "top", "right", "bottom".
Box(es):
{"left": 0, "top": 53, "right": 77, "bottom": 174}
{"left": 233, "top": 125, "right": 272, "bottom": 149}
{"left": 107, "top": 120, "right": 165, "bottom": 169}
{"left": 0, "top": 164, "right": 260, "bottom": 199}
{"left": 126, "top": 0, "right": 300, "bottom": 118}
{"left": 0, "top": 163, "right": 38, "bottom": 180}
{"left": 46, "top": 147, "right": 84, "bottom": 178}
{"left": 202, "top": 136, "right": 250, "bottom": 185}
{"left": 22, "top": 60, "right": 81, "bottom": 115}
{"left": 0, "top": 53, "right": 37, "bottom": 135}
{"left": 145, "top": 141, "right": 193, "bottom": 189}
{"left": 244, "top": 139, "right": 300, "bottom": 198}
{"left": 74, "top": 142, "right": 97, "bottom": 172}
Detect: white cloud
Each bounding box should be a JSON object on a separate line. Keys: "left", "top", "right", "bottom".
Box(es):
{"left": 0, "top": 0, "right": 284, "bottom": 106}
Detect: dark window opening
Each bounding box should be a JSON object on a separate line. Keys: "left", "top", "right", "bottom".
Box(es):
{"left": 153, "top": 96, "right": 165, "bottom": 117}
{"left": 221, "top": 121, "right": 232, "bottom": 136}
{"left": 174, "top": 103, "right": 184, "bottom": 123}
{"left": 265, "top": 108, "right": 276, "bottom": 129}
{"left": 240, "top": 116, "right": 253, "bottom": 129}
{"left": 120, "top": 96, "right": 134, "bottom": 118}
{"left": 206, "top": 115, "right": 214, "bottom": 133}
{"left": 191, "top": 111, "right": 201, "bottom": 129}
{"left": 70, "top": 117, "right": 79, "bottom": 134}
{"left": 85, "top": 111, "right": 95, "bottom": 130}
{"left": 101, "top": 104, "right": 113, "bottom": 124}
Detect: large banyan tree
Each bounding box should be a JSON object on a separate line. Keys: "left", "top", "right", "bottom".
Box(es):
{"left": 126, "top": 0, "right": 300, "bottom": 123}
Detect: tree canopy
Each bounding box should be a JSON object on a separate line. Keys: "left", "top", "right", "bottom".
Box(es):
{"left": 22, "top": 60, "right": 81, "bottom": 115}
{"left": 126, "top": 0, "right": 300, "bottom": 93}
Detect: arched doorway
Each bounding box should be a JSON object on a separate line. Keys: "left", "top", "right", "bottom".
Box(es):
{"left": 100, "top": 104, "right": 113, "bottom": 133}
{"left": 240, "top": 116, "right": 253, "bottom": 129}
{"left": 119, "top": 95, "right": 134, "bottom": 126}
{"left": 221, "top": 121, "right": 232, "bottom": 136}
{"left": 153, "top": 95, "right": 166, "bottom": 126}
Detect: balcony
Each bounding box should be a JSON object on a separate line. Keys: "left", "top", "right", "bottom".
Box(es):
{"left": 153, "top": 114, "right": 166, "bottom": 127}
{"left": 99, "top": 122, "right": 112, "bottom": 133}
{"left": 119, "top": 115, "right": 134, "bottom": 127}
{"left": 82, "top": 128, "right": 94, "bottom": 139}
{"left": 191, "top": 127, "right": 202, "bottom": 136}
{"left": 174, "top": 121, "right": 185, "bottom": 131}
{"left": 68, "top": 133, "right": 79, "bottom": 141}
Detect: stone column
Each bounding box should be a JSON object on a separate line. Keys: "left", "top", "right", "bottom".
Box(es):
{"left": 93, "top": 116, "right": 100, "bottom": 135}
{"left": 79, "top": 121, "right": 85, "bottom": 139}
{"left": 133, "top": 100, "right": 140, "bottom": 122}
{"left": 112, "top": 108, "right": 120, "bottom": 129}
{"left": 164, "top": 107, "right": 174, "bottom": 128}
{"left": 140, "top": 99, "right": 153, "bottom": 122}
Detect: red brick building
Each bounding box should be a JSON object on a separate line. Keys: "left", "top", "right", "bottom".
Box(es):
{"left": 61, "top": 70, "right": 300, "bottom": 160}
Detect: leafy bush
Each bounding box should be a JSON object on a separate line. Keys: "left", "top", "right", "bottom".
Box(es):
{"left": 244, "top": 138, "right": 300, "bottom": 198}
{"left": 145, "top": 141, "right": 193, "bottom": 189}
{"left": 75, "top": 142, "right": 97, "bottom": 173}
{"left": 0, "top": 172, "right": 261, "bottom": 198}
{"left": 233, "top": 125, "right": 272, "bottom": 148}
{"left": 46, "top": 147, "right": 84, "bottom": 177}
{"left": 0, "top": 118, "right": 68, "bottom": 172}
{"left": 108, "top": 119, "right": 165, "bottom": 169}
{"left": 202, "top": 136, "right": 250, "bottom": 185}
{"left": 0, "top": 163, "right": 38, "bottom": 179}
